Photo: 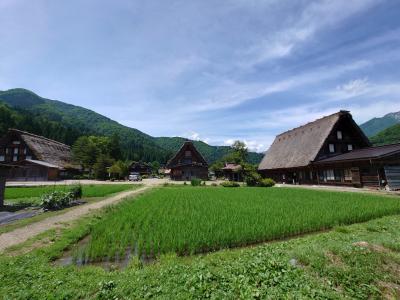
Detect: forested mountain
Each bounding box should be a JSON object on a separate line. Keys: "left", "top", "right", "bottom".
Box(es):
{"left": 360, "top": 111, "right": 400, "bottom": 137}
{"left": 0, "top": 88, "right": 263, "bottom": 164}
{"left": 370, "top": 123, "right": 400, "bottom": 146}
{"left": 0, "top": 103, "right": 82, "bottom": 145}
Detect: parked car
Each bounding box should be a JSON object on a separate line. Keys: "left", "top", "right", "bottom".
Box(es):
{"left": 128, "top": 173, "right": 142, "bottom": 181}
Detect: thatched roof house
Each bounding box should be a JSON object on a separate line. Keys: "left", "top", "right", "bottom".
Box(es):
{"left": 258, "top": 111, "right": 400, "bottom": 190}
{"left": 166, "top": 141, "right": 208, "bottom": 181}
{"left": 0, "top": 129, "right": 78, "bottom": 181}
{"left": 258, "top": 111, "right": 370, "bottom": 171}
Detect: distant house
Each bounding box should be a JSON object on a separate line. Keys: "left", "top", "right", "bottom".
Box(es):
{"left": 222, "top": 163, "right": 243, "bottom": 182}
{"left": 166, "top": 141, "right": 208, "bottom": 181}
{"left": 129, "top": 162, "right": 152, "bottom": 176}
{"left": 0, "top": 129, "right": 79, "bottom": 181}
{"left": 258, "top": 111, "right": 400, "bottom": 190}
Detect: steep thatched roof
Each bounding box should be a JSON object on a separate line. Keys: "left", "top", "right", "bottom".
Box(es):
{"left": 167, "top": 141, "right": 208, "bottom": 168}
{"left": 8, "top": 129, "right": 76, "bottom": 169}
{"left": 258, "top": 111, "right": 361, "bottom": 170}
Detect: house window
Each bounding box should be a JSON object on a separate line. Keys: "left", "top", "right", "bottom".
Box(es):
{"left": 329, "top": 144, "right": 335, "bottom": 153}
{"left": 347, "top": 144, "right": 353, "bottom": 151}
{"left": 0, "top": 155, "right": 4, "bottom": 161}
{"left": 5, "top": 148, "right": 9, "bottom": 154}
{"left": 185, "top": 151, "right": 192, "bottom": 157}
{"left": 344, "top": 169, "right": 352, "bottom": 181}
{"left": 13, "top": 155, "right": 18, "bottom": 162}
{"left": 23, "top": 148, "right": 27, "bottom": 155}
{"left": 13, "top": 148, "right": 19, "bottom": 154}
{"left": 26, "top": 155, "right": 32, "bottom": 160}
{"left": 326, "top": 169, "right": 335, "bottom": 181}
{"left": 12, "top": 141, "right": 20, "bottom": 145}
{"left": 337, "top": 131, "right": 342, "bottom": 140}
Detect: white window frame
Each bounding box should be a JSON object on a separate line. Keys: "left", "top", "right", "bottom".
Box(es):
{"left": 329, "top": 144, "right": 335, "bottom": 153}
{"left": 0, "top": 155, "right": 4, "bottom": 162}
{"left": 12, "top": 141, "right": 20, "bottom": 145}
{"left": 13, "top": 148, "right": 19, "bottom": 154}
{"left": 13, "top": 155, "right": 18, "bottom": 162}
{"left": 26, "top": 155, "right": 32, "bottom": 160}
{"left": 337, "top": 131, "right": 342, "bottom": 140}
{"left": 347, "top": 144, "right": 353, "bottom": 151}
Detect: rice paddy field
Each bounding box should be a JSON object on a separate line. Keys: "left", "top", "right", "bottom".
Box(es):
{"left": 5, "top": 184, "right": 137, "bottom": 206}
{"left": 77, "top": 186, "right": 400, "bottom": 261}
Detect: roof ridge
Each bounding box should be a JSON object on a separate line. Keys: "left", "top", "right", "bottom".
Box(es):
{"left": 276, "top": 110, "right": 349, "bottom": 137}
{"left": 8, "top": 128, "right": 70, "bottom": 148}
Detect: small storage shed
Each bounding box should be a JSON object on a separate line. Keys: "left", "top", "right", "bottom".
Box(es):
{"left": 222, "top": 163, "right": 243, "bottom": 181}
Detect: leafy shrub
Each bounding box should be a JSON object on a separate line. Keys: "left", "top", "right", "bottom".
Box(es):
{"left": 220, "top": 181, "right": 240, "bottom": 187}
{"left": 211, "top": 183, "right": 218, "bottom": 187}
{"left": 191, "top": 178, "right": 202, "bottom": 186}
{"left": 69, "top": 185, "right": 82, "bottom": 200}
{"left": 40, "top": 191, "right": 74, "bottom": 210}
{"left": 259, "top": 178, "right": 276, "bottom": 187}
{"left": 245, "top": 171, "right": 262, "bottom": 187}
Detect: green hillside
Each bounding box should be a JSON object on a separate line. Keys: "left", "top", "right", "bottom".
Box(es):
{"left": 370, "top": 123, "right": 400, "bottom": 146}
{"left": 0, "top": 88, "right": 263, "bottom": 164}
{"left": 360, "top": 111, "right": 400, "bottom": 137}
{"left": 0, "top": 102, "right": 81, "bottom": 145}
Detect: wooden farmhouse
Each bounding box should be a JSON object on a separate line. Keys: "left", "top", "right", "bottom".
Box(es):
{"left": 0, "top": 129, "right": 78, "bottom": 181}
{"left": 258, "top": 111, "right": 400, "bottom": 190}
{"left": 166, "top": 141, "right": 208, "bottom": 181}
{"left": 129, "top": 162, "right": 152, "bottom": 176}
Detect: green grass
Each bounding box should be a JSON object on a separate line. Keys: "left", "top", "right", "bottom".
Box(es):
{"left": 2, "top": 201, "right": 400, "bottom": 299}
{"left": 79, "top": 187, "right": 400, "bottom": 261}
{"left": 4, "top": 184, "right": 137, "bottom": 206}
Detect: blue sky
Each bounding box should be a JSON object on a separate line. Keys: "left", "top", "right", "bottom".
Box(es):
{"left": 1, "top": 0, "right": 400, "bottom": 152}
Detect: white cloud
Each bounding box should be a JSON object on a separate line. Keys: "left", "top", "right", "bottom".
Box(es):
{"left": 242, "top": 0, "right": 380, "bottom": 67}
{"left": 323, "top": 79, "right": 400, "bottom": 102}
{"left": 191, "top": 60, "right": 370, "bottom": 112}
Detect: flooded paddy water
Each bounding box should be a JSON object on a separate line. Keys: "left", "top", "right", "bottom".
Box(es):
{"left": 54, "top": 235, "right": 156, "bottom": 271}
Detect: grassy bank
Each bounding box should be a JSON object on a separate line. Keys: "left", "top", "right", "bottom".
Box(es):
{"left": 1, "top": 203, "right": 400, "bottom": 298}
{"left": 78, "top": 187, "right": 400, "bottom": 260}
{"left": 5, "top": 184, "right": 137, "bottom": 206}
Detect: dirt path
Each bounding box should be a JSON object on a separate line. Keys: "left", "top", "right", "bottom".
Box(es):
{"left": 0, "top": 186, "right": 151, "bottom": 252}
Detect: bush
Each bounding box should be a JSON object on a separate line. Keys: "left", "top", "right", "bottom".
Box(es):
{"left": 259, "top": 178, "right": 276, "bottom": 187}
{"left": 69, "top": 185, "right": 82, "bottom": 200}
{"left": 191, "top": 178, "right": 202, "bottom": 186}
{"left": 245, "top": 171, "right": 262, "bottom": 187}
{"left": 220, "top": 181, "right": 240, "bottom": 187}
{"left": 40, "top": 191, "right": 74, "bottom": 210}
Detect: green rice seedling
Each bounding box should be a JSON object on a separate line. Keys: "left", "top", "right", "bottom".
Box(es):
{"left": 77, "top": 187, "right": 400, "bottom": 261}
